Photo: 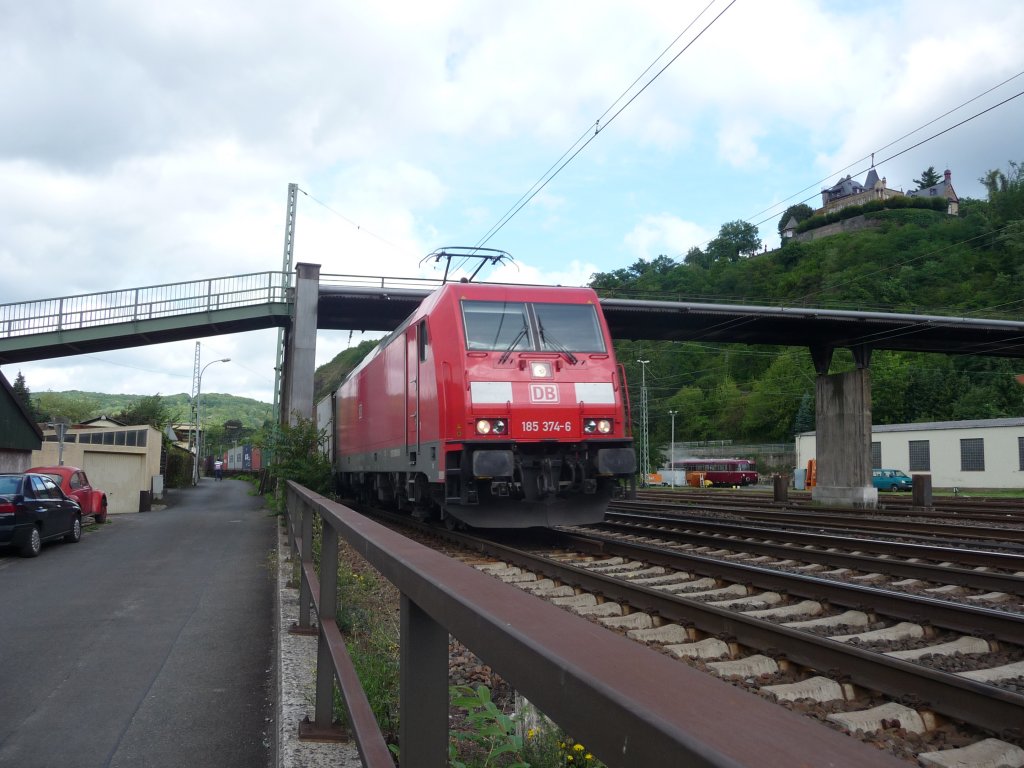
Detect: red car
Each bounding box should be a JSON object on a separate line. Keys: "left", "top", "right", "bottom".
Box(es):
{"left": 28, "top": 466, "right": 109, "bottom": 524}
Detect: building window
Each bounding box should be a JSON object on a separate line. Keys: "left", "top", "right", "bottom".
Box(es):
{"left": 871, "top": 442, "right": 881, "bottom": 468}
{"left": 909, "top": 440, "right": 930, "bottom": 471}
{"left": 960, "top": 438, "right": 985, "bottom": 471}
{"left": 1019, "top": 437, "right": 1024, "bottom": 471}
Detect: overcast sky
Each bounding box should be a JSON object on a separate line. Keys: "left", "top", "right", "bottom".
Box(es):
{"left": 2, "top": 0, "right": 1022, "bottom": 407}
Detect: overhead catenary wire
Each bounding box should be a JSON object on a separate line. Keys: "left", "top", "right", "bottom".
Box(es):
{"left": 296, "top": 186, "right": 411, "bottom": 255}
{"left": 469, "top": 0, "right": 738, "bottom": 258}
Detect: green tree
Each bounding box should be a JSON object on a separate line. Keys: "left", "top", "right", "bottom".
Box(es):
{"left": 777, "top": 203, "right": 814, "bottom": 239}
{"left": 913, "top": 166, "right": 942, "bottom": 189}
{"left": 682, "top": 245, "right": 711, "bottom": 269}
{"left": 706, "top": 220, "right": 761, "bottom": 263}
{"left": 792, "top": 392, "right": 814, "bottom": 435}
{"left": 258, "top": 417, "right": 333, "bottom": 495}
{"left": 34, "top": 391, "right": 97, "bottom": 424}
{"left": 980, "top": 160, "right": 1024, "bottom": 228}
{"left": 113, "top": 393, "right": 178, "bottom": 429}
{"left": 11, "top": 371, "right": 43, "bottom": 422}
{"left": 741, "top": 348, "right": 815, "bottom": 441}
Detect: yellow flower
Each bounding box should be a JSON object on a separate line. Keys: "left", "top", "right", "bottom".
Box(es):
{"left": 586, "top": 755, "right": 593, "bottom": 761}
{"left": 574, "top": 744, "right": 585, "bottom": 752}
{"left": 566, "top": 757, "right": 574, "bottom": 763}
{"left": 527, "top": 728, "right": 536, "bottom": 740}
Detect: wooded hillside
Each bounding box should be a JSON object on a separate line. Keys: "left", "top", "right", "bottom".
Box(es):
{"left": 596, "top": 161, "right": 1024, "bottom": 457}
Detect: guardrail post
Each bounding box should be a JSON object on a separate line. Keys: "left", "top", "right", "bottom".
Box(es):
{"left": 315, "top": 527, "right": 339, "bottom": 727}
{"left": 399, "top": 595, "right": 448, "bottom": 767}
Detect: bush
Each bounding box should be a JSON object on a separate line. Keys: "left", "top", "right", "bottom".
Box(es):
{"left": 796, "top": 195, "right": 948, "bottom": 233}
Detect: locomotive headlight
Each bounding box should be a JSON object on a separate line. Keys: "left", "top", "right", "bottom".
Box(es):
{"left": 583, "top": 419, "right": 597, "bottom": 434}
{"left": 583, "top": 418, "right": 613, "bottom": 434}
{"left": 476, "top": 419, "right": 492, "bottom": 435}
{"left": 492, "top": 419, "right": 508, "bottom": 435}
{"left": 530, "top": 361, "right": 552, "bottom": 378}
{"left": 597, "top": 419, "right": 612, "bottom": 434}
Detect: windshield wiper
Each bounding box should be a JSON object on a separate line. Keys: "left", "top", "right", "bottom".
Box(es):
{"left": 538, "top": 323, "right": 578, "bottom": 365}
{"left": 498, "top": 326, "right": 529, "bottom": 364}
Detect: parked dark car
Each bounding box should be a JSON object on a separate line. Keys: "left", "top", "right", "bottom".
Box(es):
{"left": 0, "top": 472, "right": 83, "bottom": 557}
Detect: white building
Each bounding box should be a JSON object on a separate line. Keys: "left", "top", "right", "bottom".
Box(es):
{"left": 795, "top": 417, "right": 1024, "bottom": 490}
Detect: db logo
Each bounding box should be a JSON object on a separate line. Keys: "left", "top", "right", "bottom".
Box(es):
{"left": 529, "top": 384, "right": 559, "bottom": 403}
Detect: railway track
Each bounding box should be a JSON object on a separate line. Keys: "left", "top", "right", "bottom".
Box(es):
{"left": 635, "top": 487, "right": 1024, "bottom": 524}
{"left": 611, "top": 498, "right": 1024, "bottom": 547}
{"left": 366, "top": 505, "right": 1024, "bottom": 766}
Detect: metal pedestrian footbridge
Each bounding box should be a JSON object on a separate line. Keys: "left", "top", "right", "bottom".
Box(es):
{"left": 3, "top": 269, "right": 1024, "bottom": 365}
{"left": 0, "top": 271, "right": 293, "bottom": 364}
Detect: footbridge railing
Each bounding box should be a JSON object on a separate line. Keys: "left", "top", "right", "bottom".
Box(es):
{"left": 0, "top": 271, "right": 291, "bottom": 339}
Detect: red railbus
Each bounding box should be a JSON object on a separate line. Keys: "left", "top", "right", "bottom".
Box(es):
{"left": 672, "top": 458, "right": 758, "bottom": 487}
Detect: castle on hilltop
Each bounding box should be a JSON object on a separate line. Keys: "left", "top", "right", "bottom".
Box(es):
{"left": 782, "top": 167, "right": 959, "bottom": 242}
{"left": 819, "top": 167, "right": 958, "bottom": 217}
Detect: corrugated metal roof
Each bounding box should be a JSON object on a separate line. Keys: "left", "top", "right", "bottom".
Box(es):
{"left": 798, "top": 416, "right": 1024, "bottom": 437}
{"left": 871, "top": 417, "right": 1024, "bottom": 432}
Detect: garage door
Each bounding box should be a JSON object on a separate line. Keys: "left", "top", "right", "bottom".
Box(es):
{"left": 83, "top": 452, "right": 147, "bottom": 514}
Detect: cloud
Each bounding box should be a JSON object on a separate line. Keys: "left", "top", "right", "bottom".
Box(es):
{"left": 624, "top": 215, "right": 713, "bottom": 261}
{"left": 3, "top": 0, "right": 1022, "bottom": 406}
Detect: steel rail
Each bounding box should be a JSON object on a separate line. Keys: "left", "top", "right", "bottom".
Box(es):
{"left": 599, "top": 514, "right": 1024, "bottom": 593}
{"left": 612, "top": 500, "right": 1024, "bottom": 545}
{"left": 445, "top": 528, "right": 1024, "bottom": 736}
{"left": 635, "top": 489, "right": 1024, "bottom": 521}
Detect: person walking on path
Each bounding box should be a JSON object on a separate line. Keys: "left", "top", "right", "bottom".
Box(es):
{"left": 214, "top": 458, "right": 223, "bottom": 480}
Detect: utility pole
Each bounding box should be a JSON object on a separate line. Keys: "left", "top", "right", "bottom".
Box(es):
{"left": 273, "top": 182, "right": 298, "bottom": 426}
{"left": 189, "top": 341, "right": 201, "bottom": 482}
{"left": 637, "top": 359, "right": 650, "bottom": 485}
{"left": 668, "top": 409, "right": 677, "bottom": 487}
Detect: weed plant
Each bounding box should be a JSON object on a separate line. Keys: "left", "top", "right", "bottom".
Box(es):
{"left": 448, "top": 685, "right": 606, "bottom": 768}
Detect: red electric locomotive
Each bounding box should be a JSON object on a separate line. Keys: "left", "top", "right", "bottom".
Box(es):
{"left": 335, "top": 282, "right": 636, "bottom": 528}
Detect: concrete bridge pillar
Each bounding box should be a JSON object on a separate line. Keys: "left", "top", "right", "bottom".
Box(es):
{"left": 281, "top": 262, "right": 320, "bottom": 426}
{"left": 810, "top": 346, "right": 878, "bottom": 508}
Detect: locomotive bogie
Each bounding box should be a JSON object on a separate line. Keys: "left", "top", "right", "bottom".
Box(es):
{"left": 334, "top": 282, "right": 635, "bottom": 528}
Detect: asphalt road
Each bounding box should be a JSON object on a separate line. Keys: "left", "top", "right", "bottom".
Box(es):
{"left": 0, "top": 477, "right": 277, "bottom": 768}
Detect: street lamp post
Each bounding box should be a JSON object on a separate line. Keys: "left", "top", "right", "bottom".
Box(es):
{"left": 193, "top": 357, "right": 230, "bottom": 485}
{"left": 668, "top": 409, "right": 677, "bottom": 487}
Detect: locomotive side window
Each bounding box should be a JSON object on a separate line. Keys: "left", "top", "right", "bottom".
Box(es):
{"left": 462, "top": 301, "right": 531, "bottom": 351}
{"left": 418, "top": 319, "right": 429, "bottom": 361}
{"left": 534, "top": 303, "right": 606, "bottom": 353}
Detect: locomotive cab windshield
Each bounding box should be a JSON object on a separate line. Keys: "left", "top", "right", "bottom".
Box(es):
{"left": 462, "top": 300, "right": 606, "bottom": 356}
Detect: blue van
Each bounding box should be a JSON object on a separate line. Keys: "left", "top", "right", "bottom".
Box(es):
{"left": 872, "top": 469, "right": 913, "bottom": 491}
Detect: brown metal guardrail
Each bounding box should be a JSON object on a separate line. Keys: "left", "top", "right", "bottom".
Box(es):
{"left": 283, "top": 481, "right": 905, "bottom": 768}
